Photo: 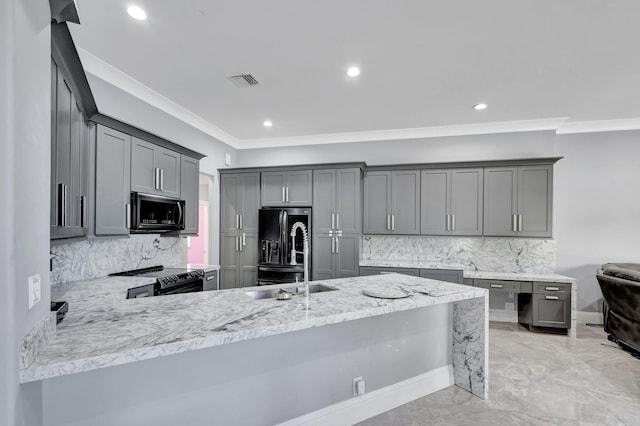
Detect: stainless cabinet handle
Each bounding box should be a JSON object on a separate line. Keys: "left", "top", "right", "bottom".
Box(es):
{"left": 126, "top": 204, "right": 131, "bottom": 229}
{"left": 391, "top": 214, "right": 395, "bottom": 231}
{"left": 63, "top": 184, "right": 68, "bottom": 226}
{"left": 154, "top": 168, "right": 160, "bottom": 190}
{"left": 282, "top": 187, "right": 285, "bottom": 202}
{"left": 236, "top": 235, "right": 240, "bottom": 252}
{"left": 242, "top": 232, "right": 246, "bottom": 247}
{"left": 57, "top": 183, "right": 64, "bottom": 226}
{"left": 335, "top": 236, "right": 339, "bottom": 254}
{"left": 386, "top": 214, "right": 390, "bottom": 231}
{"left": 160, "top": 169, "right": 164, "bottom": 191}
{"left": 285, "top": 186, "right": 289, "bottom": 202}
{"left": 518, "top": 214, "right": 523, "bottom": 232}
{"left": 512, "top": 214, "right": 517, "bottom": 232}
{"left": 336, "top": 213, "right": 340, "bottom": 230}
{"left": 446, "top": 214, "right": 450, "bottom": 231}
{"left": 240, "top": 214, "right": 243, "bottom": 230}
{"left": 545, "top": 295, "right": 559, "bottom": 300}
{"left": 546, "top": 286, "right": 560, "bottom": 291}
{"left": 331, "top": 213, "right": 335, "bottom": 230}
{"left": 206, "top": 276, "right": 215, "bottom": 281}
{"left": 236, "top": 214, "right": 239, "bottom": 229}
{"left": 331, "top": 237, "right": 335, "bottom": 254}
{"left": 490, "top": 284, "right": 503, "bottom": 289}
{"left": 451, "top": 214, "right": 455, "bottom": 231}
{"left": 81, "top": 195, "right": 87, "bottom": 228}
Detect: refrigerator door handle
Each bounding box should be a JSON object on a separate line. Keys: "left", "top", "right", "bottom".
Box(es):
{"left": 282, "top": 187, "right": 285, "bottom": 203}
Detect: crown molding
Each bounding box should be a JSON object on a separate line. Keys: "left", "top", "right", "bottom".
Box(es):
{"left": 556, "top": 118, "right": 640, "bottom": 135}
{"left": 76, "top": 48, "right": 241, "bottom": 149}
{"left": 238, "top": 118, "right": 568, "bottom": 149}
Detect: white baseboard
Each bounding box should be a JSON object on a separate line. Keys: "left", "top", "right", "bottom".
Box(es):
{"left": 577, "top": 310, "right": 603, "bottom": 325}
{"left": 278, "top": 365, "right": 454, "bottom": 426}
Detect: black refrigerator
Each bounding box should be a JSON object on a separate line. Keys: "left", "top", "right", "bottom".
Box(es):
{"left": 258, "top": 207, "right": 312, "bottom": 285}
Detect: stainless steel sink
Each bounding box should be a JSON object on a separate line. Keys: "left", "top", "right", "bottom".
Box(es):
{"left": 245, "top": 284, "right": 338, "bottom": 300}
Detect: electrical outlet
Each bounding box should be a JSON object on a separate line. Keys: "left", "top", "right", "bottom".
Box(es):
{"left": 225, "top": 153, "right": 232, "bottom": 166}
{"left": 28, "top": 274, "right": 41, "bottom": 309}
{"left": 353, "top": 377, "right": 365, "bottom": 396}
{"left": 505, "top": 302, "right": 514, "bottom": 311}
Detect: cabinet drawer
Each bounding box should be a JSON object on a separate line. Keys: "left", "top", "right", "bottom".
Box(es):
{"left": 419, "top": 269, "right": 463, "bottom": 284}
{"left": 532, "top": 293, "right": 570, "bottom": 328}
{"left": 359, "top": 267, "right": 420, "bottom": 277}
{"left": 533, "top": 282, "right": 571, "bottom": 295}
{"left": 474, "top": 279, "right": 520, "bottom": 293}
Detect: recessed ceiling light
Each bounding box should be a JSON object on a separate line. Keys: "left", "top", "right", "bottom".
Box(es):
{"left": 263, "top": 120, "right": 273, "bottom": 127}
{"left": 127, "top": 5, "right": 147, "bottom": 20}
{"left": 346, "top": 66, "right": 361, "bottom": 77}
{"left": 473, "top": 103, "right": 488, "bottom": 110}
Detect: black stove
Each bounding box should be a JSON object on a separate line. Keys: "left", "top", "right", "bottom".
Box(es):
{"left": 111, "top": 265, "right": 208, "bottom": 297}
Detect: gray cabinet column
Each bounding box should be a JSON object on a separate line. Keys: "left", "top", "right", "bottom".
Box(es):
{"left": 180, "top": 156, "right": 199, "bottom": 235}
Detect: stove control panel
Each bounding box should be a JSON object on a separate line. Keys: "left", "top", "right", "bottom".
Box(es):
{"left": 157, "top": 269, "right": 205, "bottom": 289}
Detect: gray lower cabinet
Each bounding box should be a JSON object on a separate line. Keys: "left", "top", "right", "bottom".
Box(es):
{"left": 484, "top": 165, "right": 553, "bottom": 237}
{"left": 261, "top": 170, "right": 312, "bottom": 206}
{"left": 180, "top": 156, "right": 199, "bottom": 235}
{"left": 313, "top": 234, "right": 360, "bottom": 281}
{"left": 419, "top": 269, "right": 463, "bottom": 284}
{"left": 359, "top": 267, "right": 420, "bottom": 277}
{"left": 518, "top": 281, "right": 571, "bottom": 330}
{"left": 220, "top": 232, "right": 258, "bottom": 289}
{"left": 95, "top": 125, "right": 131, "bottom": 235}
{"left": 51, "top": 57, "right": 89, "bottom": 239}
{"left": 220, "top": 173, "right": 261, "bottom": 288}
{"left": 363, "top": 170, "right": 420, "bottom": 234}
{"left": 420, "top": 168, "right": 483, "bottom": 236}
{"left": 131, "top": 137, "right": 181, "bottom": 198}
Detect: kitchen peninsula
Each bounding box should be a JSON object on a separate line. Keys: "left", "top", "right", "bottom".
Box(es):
{"left": 21, "top": 273, "right": 487, "bottom": 425}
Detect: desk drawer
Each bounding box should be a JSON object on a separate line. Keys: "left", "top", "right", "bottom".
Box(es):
{"left": 474, "top": 279, "right": 521, "bottom": 293}
{"left": 533, "top": 282, "right": 571, "bottom": 295}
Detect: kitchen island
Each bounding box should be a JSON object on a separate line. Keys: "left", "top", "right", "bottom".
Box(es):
{"left": 22, "top": 273, "right": 487, "bottom": 425}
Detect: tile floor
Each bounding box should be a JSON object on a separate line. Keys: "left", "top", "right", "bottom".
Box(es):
{"left": 359, "top": 323, "right": 640, "bottom": 426}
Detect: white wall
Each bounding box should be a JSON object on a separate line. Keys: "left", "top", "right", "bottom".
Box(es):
{"left": 1, "top": 0, "right": 50, "bottom": 424}
{"left": 554, "top": 131, "right": 640, "bottom": 311}
{"left": 237, "top": 130, "right": 557, "bottom": 167}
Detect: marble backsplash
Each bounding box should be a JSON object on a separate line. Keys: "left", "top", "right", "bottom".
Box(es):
{"left": 51, "top": 234, "right": 186, "bottom": 284}
{"left": 361, "top": 236, "right": 556, "bottom": 274}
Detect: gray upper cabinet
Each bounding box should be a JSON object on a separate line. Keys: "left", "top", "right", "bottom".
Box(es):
{"left": 484, "top": 165, "right": 552, "bottom": 237}
{"left": 220, "top": 173, "right": 260, "bottom": 289}
{"left": 95, "top": 125, "right": 131, "bottom": 235}
{"left": 364, "top": 170, "right": 420, "bottom": 234}
{"left": 421, "top": 168, "right": 483, "bottom": 236}
{"left": 50, "top": 58, "right": 89, "bottom": 239}
{"left": 312, "top": 168, "right": 362, "bottom": 280}
{"left": 261, "top": 170, "right": 312, "bottom": 206}
{"left": 131, "top": 137, "right": 181, "bottom": 198}
{"left": 180, "top": 156, "right": 199, "bottom": 235}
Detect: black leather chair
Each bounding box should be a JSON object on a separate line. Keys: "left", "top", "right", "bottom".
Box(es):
{"left": 596, "top": 263, "right": 640, "bottom": 356}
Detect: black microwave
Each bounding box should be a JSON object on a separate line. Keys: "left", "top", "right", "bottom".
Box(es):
{"left": 130, "top": 192, "right": 185, "bottom": 233}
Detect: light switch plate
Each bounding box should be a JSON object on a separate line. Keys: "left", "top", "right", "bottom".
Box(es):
{"left": 28, "top": 274, "right": 41, "bottom": 309}
{"left": 225, "top": 153, "right": 231, "bottom": 166}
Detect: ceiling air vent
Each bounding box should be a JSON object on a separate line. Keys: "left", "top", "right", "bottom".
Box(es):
{"left": 226, "top": 74, "right": 261, "bottom": 88}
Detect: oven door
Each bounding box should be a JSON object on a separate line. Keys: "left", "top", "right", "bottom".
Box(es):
{"left": 131, "top": 192, "right": 185, "bottom": 232}
{"left": 157, "top": 278, "right": 203, "bottom": 296}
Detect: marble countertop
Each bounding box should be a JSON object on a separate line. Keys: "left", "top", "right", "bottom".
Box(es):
{"left": 22, "top": 273, "right": 486, "bottom": 383}
{"left": 359, "top": 260, "right": 575, "bottom": 283}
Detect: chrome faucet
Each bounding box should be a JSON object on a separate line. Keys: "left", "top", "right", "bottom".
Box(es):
{"left": 290, "top": 222, "right": 309, "bottom": 296}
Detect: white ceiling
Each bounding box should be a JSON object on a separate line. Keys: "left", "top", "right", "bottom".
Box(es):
{"left": 69, "top": 1, "right": 640, "bottom": 148}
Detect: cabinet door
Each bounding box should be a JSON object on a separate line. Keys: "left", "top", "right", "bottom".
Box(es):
{"left": 313, "top": 169, "right": 336, "bottom": 234}
{"left": 483, "top": 167, "right": 518, "bottom": 236}
{"left": 220, "top": 233, "right": 240, "bottom": 290}
{"left": 239, "top": 232, "right": 259, "bottom": 287}
{"left": 336, "top": 168, "right": 362, "bottom": 234}
{"left": 155, "top": 147, "right": 181, "bottom": 197}
{"left": 69, "top": 96, "right": 84, "bottom": 234}
{"left": 286, "top": 170, "right": 313, "bottom": 206}
{"left": 261, "top": 172, "right": 286, "bottom": 206}
{"left": 95, "top": 125, "right": 131, "bottom": 235}
{"left": 180, "top": 156, "right": 199, "bottom": 235}
{"left": 420, "top": 170, "right": 450, "bottom": 235}
{"left": 240, "top": 173, "right": 261, "bottom": 233}
{"left": 51, "top": 59, "right": 59, "bottom": 237}
{"left": 335, "top": 235, "right": 360, "bottom": 278}
{"left": 532, "top": 293, "right": 570, "bottom": 328}
{"left": 391, "top": 170, "right": 420, "bottom": 234}
{"left": 131, "top": 137, "right": 158, "bottom": 194}
{"left": 363, "top": 171, "right": 391, "bottom": 234}
{"left": 518, "top": 165, "right": 552, "bottom": 237}
{"left": 78, "top": 120, "right": 90, "bottom": 234}
{"left": 53, "top": 73, "right": 74, "bottom": 238}
{"left": 312, "top": 235, "right": 334, "bottom": 281}
{"left": 419, "top": 269, "right": 463, "bottom": 284}
{"left": 450, "top": 168, "right": 483, "bottom": 236}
